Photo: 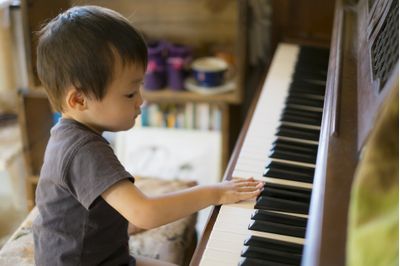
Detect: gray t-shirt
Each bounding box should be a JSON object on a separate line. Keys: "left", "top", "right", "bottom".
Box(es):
{"left": 33, "top": 118, "right": 135, "bottom": 266}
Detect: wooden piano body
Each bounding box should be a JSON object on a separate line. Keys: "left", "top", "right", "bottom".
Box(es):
{"left": 190, "top": 0, "right": 398, "bottom": 265}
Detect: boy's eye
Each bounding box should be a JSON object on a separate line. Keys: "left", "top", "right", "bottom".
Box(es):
{"left": 126, "top": 93, "right": 135, "bottom": 98}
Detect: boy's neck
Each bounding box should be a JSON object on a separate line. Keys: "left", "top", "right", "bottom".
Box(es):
{"left": 61, "top": 112, "right": 103, "bottom": 135}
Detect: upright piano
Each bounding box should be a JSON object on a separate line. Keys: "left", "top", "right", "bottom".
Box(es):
{"left": 190, "top": 0, "right": 398, "bottom": 265}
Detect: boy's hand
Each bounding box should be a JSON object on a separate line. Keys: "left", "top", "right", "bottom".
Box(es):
{"left": 216, "top": 177, "right": 264, "bottom": 205}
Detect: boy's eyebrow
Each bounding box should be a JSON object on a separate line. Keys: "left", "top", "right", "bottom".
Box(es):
{"left": 131, "top": 78, "right": 143, "bottom": 84}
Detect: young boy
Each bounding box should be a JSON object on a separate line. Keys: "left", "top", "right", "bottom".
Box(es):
{"left": 33, "top": 5, "right": 263, "bottom": 266}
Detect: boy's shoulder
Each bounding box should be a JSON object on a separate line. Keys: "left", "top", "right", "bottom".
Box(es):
{"left": 42, "top": 118, "right": 116, "bottom": 184}
{"left": 51, "top": 118, "right": 106, "bottom": 147}
{"left": 44, "top": 118, "right": 110, "bottom": 172}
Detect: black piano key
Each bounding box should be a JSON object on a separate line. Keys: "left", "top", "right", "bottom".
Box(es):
{"left": 251, "top": 209, "right": 308, "bottom": 227}
{"left": 280, "top": 115, "right": 320, "bottom": 127}
{"left": 290, "top": 79, "right": 327, "bottom": 91}
{"left": 283, "top": 108, "right": 322, "bottom": 121}
{"left": 272, "top": 139, "right": 318, "bottom": 154}
{"left": 298, "top": 47, "right": 330, "bottom": 62}
{"left": 241, "top": 246, "right": 302, "bottom": 265}
{"left": 293, "top": 64, "right": 328, "bottom": 76}
{"left": 296, "top": 57, "right": 329, "bottom": 67}
{"left": 250, "top": 212, "right": 307, "bottom": 232}
{"left": 300, "top": 45, "right": 330, "bottom": 53}
{"left": 292, "top": 70, "right": 327, "bottom": 84}
{"left": 295, "top": 65, "right": 328, "bottom": 71}
{"left": 239, "top": 257, "right": 293, "bottom": 266}
{"left": 288, "top": 90, "right": 325, "bottom": 100}
{"left": 244, "top": 235, "right": 303, "bottom": 254}
{"left": 281, "top": 112, "right": 321, "bottom": 126}
{"left": 264, "top": 162, "right": 315, "bottom": 183}
{"left": 263, "top": 167, "right": 313, "bottom": 183}
{"left": 269, "top": 149, "right": 316, "bottom": 164}
{"left": 296, "top": 52, "right": 328, "bottom": 64}
{"left": 273, "top": 137, "right": 319, "bottom": 147}
{"left": 295, "top": 55, "right": 328, "bottom": 66}
{"left": 290, "top": 87, "right": 325, "bottom": 96}
{"left": 293, "top": 64, "right": 328, "bottom": 75}
{"left": 276, "top": 125, "right": 320, "bottom": 141}
{"left": 259, "top": 187, "right": 311, "bottom": 203}
{"left": 290, "top": 87, "right": 325, "bottom": 98}
{"left": 270, "top": 142, "right": 317, "bottom": 163}
{"left": 290, "top": 85, "right": 326, "bottom": 96}
{"left": 286, "top": 96, "right": 324, "bottom": 108}
{"left": 270, "top": 144, "right": 317, "bottom": 157}
{"left": 265, "top": 161, "right": 315, "bottom": 177}
{"left": 294, "top": 59, "right": 327, "bottom": 69}
{"left": 262, "top": 182, "right": 312, "bottom": 195}
{"left": 255, "top": 196, "right": 310, "bottom": 214}
{"left": 296, "top": 53, "right": 328, "bottom": 62}
{"left": 249, "top": 219, "right": 306, "bottom": 238}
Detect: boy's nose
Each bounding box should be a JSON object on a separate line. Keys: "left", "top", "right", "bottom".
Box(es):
{"left": 137, "top": 94, "right": 144, "bottom": 106}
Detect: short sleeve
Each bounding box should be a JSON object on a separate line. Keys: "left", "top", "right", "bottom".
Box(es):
{"left": 65, "top": 139, "right": 134, "bottom": 209}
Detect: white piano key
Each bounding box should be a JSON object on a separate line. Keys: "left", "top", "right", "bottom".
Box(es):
{"left": 260, "top": 177, "right": 313, "bottom": 189}
{"left": 200, "top": 249, "right": 241, "bottom": 266}
{"left": 232, "top": 170, "right": 313, "bottom": 189}
{"left": 235, "top": 159, "right": 266, "bottom": 170}
{"left": 231, "top": 169, "right": 261, "bottom": 179}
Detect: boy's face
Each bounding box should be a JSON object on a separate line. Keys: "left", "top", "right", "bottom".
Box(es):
{"left": 84, "top": 57, "right": 144, "bottom": 133}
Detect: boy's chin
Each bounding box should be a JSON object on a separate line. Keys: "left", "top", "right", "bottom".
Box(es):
{"left": 116, "top": 122, "right": 136, "bottom": 132}
{"left": 104, "top": 119, "right": 136, "bottom": 132}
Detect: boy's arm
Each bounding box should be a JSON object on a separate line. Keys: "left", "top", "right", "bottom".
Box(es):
{"left": 102, "top": 178, "right": 263, "bottom": 230}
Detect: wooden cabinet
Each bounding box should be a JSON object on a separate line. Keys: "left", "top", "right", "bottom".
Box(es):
{"left": 271, "top": 0, "right": 335, "bottom": 49}
{"left": 18, "top": 89, "right": 53, "bottom": 210}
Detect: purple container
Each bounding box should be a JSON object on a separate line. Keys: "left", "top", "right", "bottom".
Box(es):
{"left": 167, "top": 44, "right": 192, "bottom": 91}
{"left": 144, "top": 41, "right": 167, "bottom": 90}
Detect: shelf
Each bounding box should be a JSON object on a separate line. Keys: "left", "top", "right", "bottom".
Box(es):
{"left": 142, "top": 88, "right": 241, "bottom": 104}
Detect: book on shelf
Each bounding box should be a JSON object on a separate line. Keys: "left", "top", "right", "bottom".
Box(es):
{"left": 139, "top": 102, "right": 221, "bottom": 131}
{"left": 196, "top": 103, "right": 209, "bottom": 131}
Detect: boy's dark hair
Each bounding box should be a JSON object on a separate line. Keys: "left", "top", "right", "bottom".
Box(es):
{"left": 37, "top": 5, "right": 148, "bottom": 112}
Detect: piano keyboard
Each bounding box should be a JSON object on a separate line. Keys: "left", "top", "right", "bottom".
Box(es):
{"left": 199, "top": 43, "right": 329, "bottom": 266}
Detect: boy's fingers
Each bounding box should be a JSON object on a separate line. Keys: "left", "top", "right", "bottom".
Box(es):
{"left": 238, "top": 186, "right": 260, "bottom": 192}
{"left": 236, "top": 180, "right": 264, "bottom": 188}
{"left": 239, "top": 190, "right": 261, "bottom": 200}
{"left": 236, "top": 182, "right": 256, "bottom": 188}
{"left": 232, "top": 177, "right": 255, "bottom": 183}
{"left": 256, "top": 182, "right": 265, "bottom": 188}
{"left": 235, "top": 179, "right": 258, "bottom": 185}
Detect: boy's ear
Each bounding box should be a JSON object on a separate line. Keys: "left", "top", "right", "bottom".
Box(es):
{"left": 65, "top": 87, "right": 88, "bottom": 111}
